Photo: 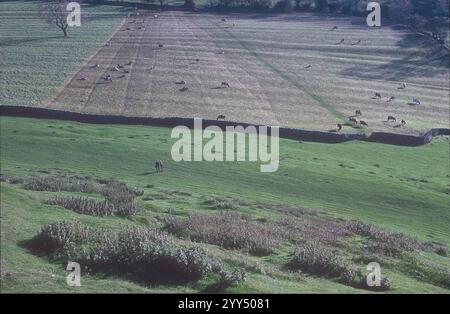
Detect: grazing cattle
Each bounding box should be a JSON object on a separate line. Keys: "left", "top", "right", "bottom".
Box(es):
{"left": 118, "top": 74, "right": 126, "bottom": 79}
{"left": 103, "top": 75, "right": 112, "bottom": 82}
{"left": 104, "top": 42, "right": 111, "bottom": 47}
{"left": 398, "top": 82, "right": 407, "bottom": 89}
{"left": 125, "top": 61, "right": 132, "bottom": 66}
{"left": 217, "top": 114, "right": 226, "bottom": 120}
{"left": 123, "top": 70, "right": 130, "bottom": 74}
{"left": 386, "top": 96, "right": 395, "bottom": 102}
{"left": 117, "top": 64, "right": 124, "bottom": 69}
{"left": 330, "top": 26, "right": 338, "bottom": 31}
{"left": 412, "top": 98, "right": 421, "bottom": 105}
{"left": 338, "top": 38, "right": 345, "bottom": 44}
{"left": 218, "top": 50, "right": 225, "bottom": 55}
{"left": 195, "top": 58, "right": 200, "bottom": 62}
{"left": 337, "top": 123, "right": 342, "bottom": 131}
{"left": 349, "top": 117, "right": 358, "bottom": 124}
{"left": 111, "top": 66, "right": 120, "bottom": 71}
{"left": 221, "top": 82, "right": 230, "bottom": 88}
{"left": 221, "top": 18, "right": 226, "bottom": 22}
{"left": 387, "top": 115, "right": 396, "bottom": 122}
{"left": 351, "top": 39, "right": 361, "bottom": 45}
{"left": 355, "top": 110, "right": 362, "bottom": 116}
{"left": 90, "top": 63, "right": 99, "bottom": 68}
{"left": 77, "top": 76, "right": 87, "bottom": 81}
{"left": 304, "top": 65, "right": 312, "bottom": 69}
{"left": 175, "top": 80, "right": 186, "bottom": 85}
{"left": 180, "top": 86, "right": 188, "bottom": 92}
{"left": 158, "top": 44, "right": 164, "bottom": 48}
{"left": 373, "top": 92, "right": 381, "bottom": 99}
{"left": 360, "top": 120, "right": 368, "bottom": 127}
{"left": 401, "top": 120, "right": 406, "bottom": 125}
{"left": 155, "top": 160, "right": 164, "bottom": 173}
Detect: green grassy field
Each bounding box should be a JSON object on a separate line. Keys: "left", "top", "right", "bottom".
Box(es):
{"left": 1, "top": 116, "right": 449, "bottom": 293}
{"left": 0, "top": 1, "right": 129, "bottom": 107}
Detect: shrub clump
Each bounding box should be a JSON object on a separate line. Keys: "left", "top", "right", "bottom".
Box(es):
{"left": 30, "top": 221, "right": 94, "bottom": 254}
{"left": 346, "top": 220, "right": 422, "bottom": 254}
{"left": 33, "top": 223, "right": 214, "bottom": 283}
{"left": 289, "top": 242, "right": 352, "bottom": 279}
{"left": 24, "top": 176, "right": 100, "bottom": 193}
{"left": 165, "top": 212, "right": 276, "bottom": 256}
{"left": 47, "top": 196, "right": 113, "bottom": 216}
{"left": 218, "top": 268, "right": 247, "bottom": 290}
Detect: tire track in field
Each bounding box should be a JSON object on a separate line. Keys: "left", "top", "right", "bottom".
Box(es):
{"left": 84, "top": 19, "right": 147, "bottom": 114}
{"left": 185, "top": 15, "right": 280, "bottom": 125}
{"left": 122, "top": 13, "right": 164, "bottom": 115}
{"left": 209, "top": 18, "right": 348, "bottom": 123}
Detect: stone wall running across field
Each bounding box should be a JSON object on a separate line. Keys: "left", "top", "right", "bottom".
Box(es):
{"left": 1, "top": 106, "right": 448, "bottom": 147}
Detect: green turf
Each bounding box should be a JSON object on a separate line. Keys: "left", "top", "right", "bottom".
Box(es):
{"left": 1, "top": 116, "right": 449, "bottom": 293}
{"left": 0, "top": 1, "right": 130, "bottom": 106}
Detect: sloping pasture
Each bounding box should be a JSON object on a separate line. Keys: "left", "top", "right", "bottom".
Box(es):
{"left": 44, "top": 11, "right": 449, "bottom": 135}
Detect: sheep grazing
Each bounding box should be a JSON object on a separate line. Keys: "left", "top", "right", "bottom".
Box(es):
{"left": 125, "top": 61, "right": 132, "bottom": 66}
{"left": 372, "top": 92, "right": 381, "bottom": 99}
{"left": 386, "top": 96, "right": 395, "bottom": 102}
{"left": 304, "top": 65, "right": 312, "bottom": 69}
{"left": 155, "top": 160, "right": 164, "bottom": 173}
{"left": 179, "top": 86, "right": 188, "bottom": 92}
{"left": 217, "top": 114, "right": 226, "bottom": 120}
{"left": 355, "top": 110, "right": 362, "bottom": 116}
{"left": 221, "top": 82, "right": 230, "bottom": 88}
{"left": 337, "top": 123, "right": 342, "bottom": 131}
{"left": 398, "top": 82, "right": 407, "bottom": 89}
{"left": 387, "top": 115, "right": 396, "bottom": 122}
{"left": 360, "top": 120, "right": 368, "bottom": 127}
{"left": 330, "top": 26, "right": 338, "bottom": 31}
{"left": 412, "top": 98, "right": 421, "bottom": 105}
{"left": 351, "top": 39, "right": 361, "bottom": 45}
{"left": 348, "top": 117, "right": 358, "bottom": 124}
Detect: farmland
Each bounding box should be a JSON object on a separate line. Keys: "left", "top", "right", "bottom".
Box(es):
{"left": 0, "top": 1, "right": 449, "bottom": 294}
{"left": 1, "top": 1, "right": 448, "bottom": 135}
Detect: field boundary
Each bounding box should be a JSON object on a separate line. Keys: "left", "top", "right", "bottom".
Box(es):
{"left": 1, "top": 105, "right": 448, "bottom": 146}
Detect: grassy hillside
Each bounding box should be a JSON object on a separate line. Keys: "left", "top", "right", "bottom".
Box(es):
{"left": 1, "top": 116, "right": 449, "bottom": 293}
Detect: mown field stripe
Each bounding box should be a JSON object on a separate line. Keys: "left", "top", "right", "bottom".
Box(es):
{"left": 209, "top": 18, "right": 348, "bottom": 123}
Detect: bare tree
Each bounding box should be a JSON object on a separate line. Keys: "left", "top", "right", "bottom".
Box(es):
{"left": 41, "top": 0, "right": 79, "bottom": 37}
